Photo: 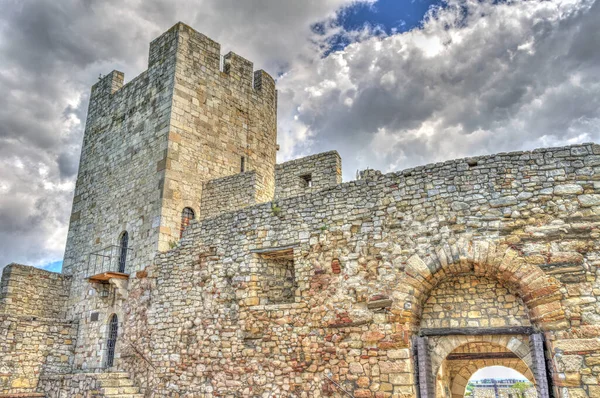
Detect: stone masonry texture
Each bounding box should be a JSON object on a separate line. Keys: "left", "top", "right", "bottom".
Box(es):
{"left": 1, "top": 22, "right": 600, "bottom": 398}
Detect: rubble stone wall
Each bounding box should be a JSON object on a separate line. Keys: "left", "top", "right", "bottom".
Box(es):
{"left": 120, "top": 144, "right": 600, "bottom": 397}
{"left": 0, "top": 265, "right": 76, "bottom": 395}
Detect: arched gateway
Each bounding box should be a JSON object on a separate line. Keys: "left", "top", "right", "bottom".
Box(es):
{"left": 400, "top": 240, "right": 563, "bottom": 398}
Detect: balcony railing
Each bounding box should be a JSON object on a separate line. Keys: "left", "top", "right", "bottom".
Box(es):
{"left": 86, "top": 245, "right": 134, "bottom": 281}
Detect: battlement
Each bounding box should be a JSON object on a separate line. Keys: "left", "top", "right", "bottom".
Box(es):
{"left": 89, "top": 22, "right": 276, "bottom": 114}
{"left": 193, "top": 151, "right": 343, "bottom": 221}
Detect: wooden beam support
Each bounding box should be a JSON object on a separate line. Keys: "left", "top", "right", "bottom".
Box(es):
{"left": 446, "top": 352, "right": 519, "bottom": 361}
{"left": 420, "top": 327, "right": 534, "bottom": 336}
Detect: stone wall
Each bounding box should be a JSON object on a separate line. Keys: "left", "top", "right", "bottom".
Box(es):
{"left": 0, "top": 264, "right": 71, "bottom": 318}
{"left": 422, "top": 275, "right": 530, "bottom": 329}
{"left": 473, "top": 387, "right": 537, "bottom": 398}
{"left": 275, "top": 151, "right": 342, "bottom": 199}
{"left": 0, "top": 315, "right": 76, "bottom": 394}
{"left": 119, "top": 144, "right": 600, "bottom": 397}
{"left": 61, "top": 25, "right": 179, "bottom": 369}
{"left": 62, "top": 24, "right": 178, "bottom": 279}
{"left": 198, "top": 171, "right": 258, "bottom": 221}
{"left": 0, "top": 264, "right": 77, "bottom": 395}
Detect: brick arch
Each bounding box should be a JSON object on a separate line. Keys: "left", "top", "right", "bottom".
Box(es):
{"left": 430, "top": 335, "right": 533, "bottom": 378}
{"left": 434, "top": 339, "right": 535, "bottom": 398}
{"left": 449, "top": 360, "right": 534, "bottom": 398}
{"left": 397, "top": 239, "right": 567, "bottom": 330}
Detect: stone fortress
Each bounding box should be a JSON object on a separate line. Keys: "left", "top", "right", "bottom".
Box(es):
{"left": 1, "top": 22, "right": 599, "bottom": 398}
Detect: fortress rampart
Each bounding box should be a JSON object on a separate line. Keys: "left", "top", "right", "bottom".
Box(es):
{"left": 120, "top": 143, "right": 600, "bottom": 397}
{"left": 0, "top": 22, "right": 599, "bottom": 398}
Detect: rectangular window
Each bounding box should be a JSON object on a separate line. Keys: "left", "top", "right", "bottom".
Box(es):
{"left": 240, "top": 156, "right": 245, "bottom": 172}
{"left": 300, "top": 174, "right": 312, "bottom": 188}
{"left": 252, "top": 247, "right": 297, "bottom": 305}
{"left": 90, "top": 312, "right": 99, "bottom": 322}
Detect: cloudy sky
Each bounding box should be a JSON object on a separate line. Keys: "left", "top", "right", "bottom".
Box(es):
{"left": 0, "top": 0, "right": 599, "bottom": 274}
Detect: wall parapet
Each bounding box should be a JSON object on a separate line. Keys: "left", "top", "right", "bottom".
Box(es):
{"left": 0, "top": 263, "right": 71, "bottom": 319}
{"left": 0, "top": 314, "right": 77, "bottom": 394}
{"left": 275, "top": 150, "right": 342, "bottom": 200}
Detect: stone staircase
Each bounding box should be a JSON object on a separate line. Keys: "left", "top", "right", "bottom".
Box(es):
{"left": 90, "top": 372, "right": 144, "bottom": 398}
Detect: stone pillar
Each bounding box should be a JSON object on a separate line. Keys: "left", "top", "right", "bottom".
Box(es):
{"left": 413, "top": 336, "right": 434, "bottom": 398}
{"left": 529, "top": 333, "right": 551, "bottom": 398}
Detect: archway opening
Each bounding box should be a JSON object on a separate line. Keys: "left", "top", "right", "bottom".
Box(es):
{"left": 407, "top": 242, "right": 559, "bottom": 398}
{"left": 465, "top": 366, "right": 536, "bottom": 398}
{"left": 435, "top": 340, "right": 535, "bottom": 398}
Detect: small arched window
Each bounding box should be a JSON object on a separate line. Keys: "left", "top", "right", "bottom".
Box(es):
{"left": 180, "top": 207, "right": 195, "bottom": 238}
{"left": 118, "top": 232, "right": 128, "bottom": 273}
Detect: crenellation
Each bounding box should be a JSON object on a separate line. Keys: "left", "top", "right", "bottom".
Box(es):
{"left": 89, "top": 70, "right": 125, "bottom": 110}
{"left": 223, "top": 51, "right": 255, "bottom": 87}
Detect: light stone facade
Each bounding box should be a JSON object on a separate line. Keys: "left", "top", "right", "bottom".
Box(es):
{"left": 1, "top": 22, "right": 600, "bottom": 398}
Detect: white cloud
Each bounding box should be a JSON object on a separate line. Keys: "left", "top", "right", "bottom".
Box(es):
{"left": 278, "top": 0, "right": 600, "bottom": 180}
{"left": 1, "top": 0, "right": 599, "bottom": 268}
{"left": 0, "top": 0, "right": 372, "bottom": 268}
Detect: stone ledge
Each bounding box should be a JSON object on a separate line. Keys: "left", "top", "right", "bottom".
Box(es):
{"left": 248, "top": 302, "right": 306, "bottom": 311}
{"left": 0, "top": 394, "right": 45, "bottom": 397}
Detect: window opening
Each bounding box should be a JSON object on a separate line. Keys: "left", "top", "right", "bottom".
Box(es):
{"left": 118, "top": 232, "right": 128, "bottom": 273}
{"left": 180, "top": 207, "right": 195, "bottom": 238}
{"left": 300, "top": 174, "right": 312, "bottom": 188}
{"left": 105, "top": 314, "right": 118, "bottom": 368}
{"left": 252, "top": 246, "right": 297, "bottom": 305}
{"left": 240, "top": 156, "right": 246, "bottom": 172}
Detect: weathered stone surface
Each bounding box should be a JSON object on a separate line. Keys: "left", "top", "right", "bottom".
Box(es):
{"left": 554, "top": 339, "right": 600, "bottom": 354}
{"left": 578, "top": 194, "right": 600, "bottom": 207}
{"left": 554, "top": 184, "right": 584, "bottom": 195}
{"left": 1, "top": 22, "right": 600, "bottom": 398}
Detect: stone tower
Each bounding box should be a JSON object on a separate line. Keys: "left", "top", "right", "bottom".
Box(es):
{"left": 62, "top": 22, "right": 277, "bottom": 368}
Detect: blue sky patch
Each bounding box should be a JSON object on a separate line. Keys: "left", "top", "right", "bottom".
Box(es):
{"left": 339, "top": 0, "right": 443, "bottom": 33}
{"left": 41, "top": 260, "right": 63, "bottom": 273}
{"left": 321, "top": 0, "right": 445, "bottom": 53}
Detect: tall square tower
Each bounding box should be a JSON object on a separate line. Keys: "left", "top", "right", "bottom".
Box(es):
{"left": 62, "top": 23, "right": 277, "bottom": 368}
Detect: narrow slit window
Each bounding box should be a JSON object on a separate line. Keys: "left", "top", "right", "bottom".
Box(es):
{"left": 180, "top": 207, "right": 195, "bottom": 238}
{"left": 105, "top": 314, "right": 118, "bottom": 368}
{"left": 240, "top": 156, "right": 246, "bottom": 172}
{"left": 118, "top": 232, "right": 128, "bottom": 273}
